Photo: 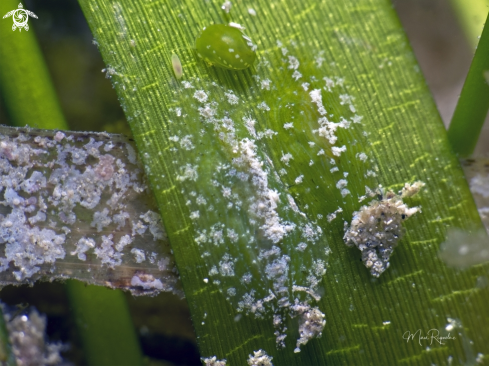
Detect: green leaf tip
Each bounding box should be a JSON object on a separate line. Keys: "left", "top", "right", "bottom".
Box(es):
{"left": 448, "top": 12, "right": 489, "bottom": 157}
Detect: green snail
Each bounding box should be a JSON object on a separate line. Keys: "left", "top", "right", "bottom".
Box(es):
{"left": 195, "top": 24, "right": 256, "bottom": 70}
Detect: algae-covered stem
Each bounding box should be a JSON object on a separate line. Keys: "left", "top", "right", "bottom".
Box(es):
{"left": 0, "top": 127, "right": 180, "bottom": 296}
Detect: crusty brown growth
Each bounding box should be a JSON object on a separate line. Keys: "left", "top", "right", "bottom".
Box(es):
{"left": 344, "top": 182, "right": 424, "bottom": 277}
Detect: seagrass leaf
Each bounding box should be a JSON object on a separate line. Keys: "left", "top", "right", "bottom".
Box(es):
{"left": 77, "top": 0, "right": 489, "bottom": 364}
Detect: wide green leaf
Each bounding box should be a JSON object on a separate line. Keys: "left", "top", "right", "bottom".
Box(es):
{"left": 78, "top": 0, "right": 489, "bottom": 364}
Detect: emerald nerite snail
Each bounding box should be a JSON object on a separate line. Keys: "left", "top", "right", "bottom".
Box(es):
{"left": 195, "top": 24, "right": 256, "bottom": 70}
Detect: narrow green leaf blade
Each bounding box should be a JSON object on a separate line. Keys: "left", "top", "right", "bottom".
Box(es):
{"left": 448, "top": 12, "right": 489, "bottom": 157}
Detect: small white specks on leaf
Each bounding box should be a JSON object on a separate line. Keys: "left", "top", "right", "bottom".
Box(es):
{"left": 296, "top": 242, "right": 307, "bottom": 251}
{"left": 257, "top": 129, "right": 278, "bottom": 140}
{"left": 260, "top": 79, "right": 271, "bottom": 90}
{"left": 222, "top": 187, "right": 232, "bottom": 198}
{"left": 257, "top": 102, "right": 270, "bottom": 111}
{"left": 193, "top": 90, "right": 208, "bottom": 103}
{"left": 198, "top": 105, "right": 217, "bottom": 120}
{"left": 292, "top": 70, "right": 302, "bottom": 80}
{"left": 357, "top": 152, "right": 368, "bottom": 162}
{"left": 315, "top": 54, "right": 325, "bottom": 67}
{"left": 177, "top": 164, "right": 198, "bottom": 181}
{"left": 180, "top": 135, "right": 194, "bottom": 150}
{"left": 352, "top": 115, "right": 363, "bottom": 123}
{"left": 309, "top": 89, "right": 327, "bottom": 115}
{"left": 332, "top": 145, "right": 347, "bottom": 157}
{"left": 221, "top": 1, "right": 232, "bottom": 13}
{"left": 202, "top": 356, "right": 227, "bottom": 366}
{"left": 287, "top": 56, "right": 299, "bottom": 70}
{"left": 336, "top": 179, "right": 348, "bottom": 189}
{"left": 224, "top": 92, "right": 239, "bottom": 105}
{"left": 247, "top": 349, "right": 273, "bottom": 366}
{"left": 280, "top": 152, "right": 293, "bottom": 166}
{"left": 339, "top": 94, "right": 354, "bottom": 105}
{"left": 229, "top": 22, "right": 245, "bottom": 30}
{"left": 227, "top": 229, "right": 239, "bottom": 243}
{"left": 219, "top": 255, "right": 235, "bottom": 276}
{"left": 243, "top": 117, "right": 257, "bottom": 137}
{"left": 209, "top": 266, "right": 219, "bottom": 276}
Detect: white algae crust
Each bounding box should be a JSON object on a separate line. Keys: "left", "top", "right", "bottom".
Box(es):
{"left": 201, "top": 355, "right": 227, "bottom": 366}
{"left": 0, "top": 126, "right": 181, "bottom": 297}
{"left": 291, "top": 304, "right": 326, "bottom": 353}
{"left": 344, "top": 182, "right": 424, "bottom": 277}
{"left": 164, "top": 42, "right": 382, "bottom": 351}
{"left": 3, "top": 305, "right": 66, "bottom": 366}
{"left": 247, "top": 349, "right": 273, "bottom": 366}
